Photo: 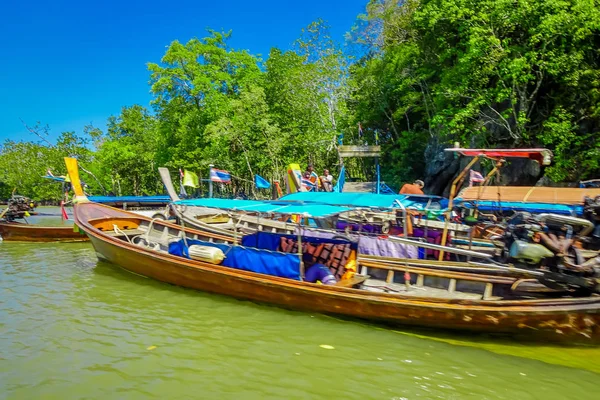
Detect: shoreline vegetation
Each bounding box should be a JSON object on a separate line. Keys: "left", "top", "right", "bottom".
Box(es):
{"left": 1, "top": 0, "right": 599, "bottom": 202}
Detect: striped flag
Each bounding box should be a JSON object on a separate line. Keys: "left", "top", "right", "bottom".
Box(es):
{"left": 469, "top": 170, "right": 485, "bottom": 186}
{"left": 210, "top": 168, "right": 231, "bottom": 184}
{"left": 301, "top": 177, "right": 316, "bottom": 191}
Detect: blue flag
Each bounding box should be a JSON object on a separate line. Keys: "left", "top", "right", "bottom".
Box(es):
{"left": 333, "top": 166, "right": 346, "bottom": 193}
{"left": 255, "top": 174, "right": 271, "bottom": 189}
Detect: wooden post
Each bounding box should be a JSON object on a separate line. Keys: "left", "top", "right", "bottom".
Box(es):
{"left": 483, "top": 283, "right": 493, "bottom": 300}
{"left": 448, "top": 279, "right": 456, "bottom": 293}
{"left": 386, "top": 270, "right": 394, "bottom": 283}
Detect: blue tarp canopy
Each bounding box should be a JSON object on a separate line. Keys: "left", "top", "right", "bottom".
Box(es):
{"left": 279, "top": 192, "right": 443, "bottom": 210}
{"left": 454, "top": 200, "right": 583, "bottom": 216}
{"left": 174, "top": 198, "right": 353, "bottom": 217}
{"left": 90, "top": 195, "right": 171, "bottom": 205}
{"left": 168, "top": 238, "right": 301, "bottom": 280}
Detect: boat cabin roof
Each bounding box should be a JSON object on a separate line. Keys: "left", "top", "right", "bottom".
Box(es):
{"left": 455, "top": 200, "right": 584, "bottom": 216}
{"left": 445, "top": 148, "right": 553, "bottom": 165}
{"left": 173, "top": 198, "right": 354, "bottom": 218}
{"left": 279, "top": 192, "right": 444, "bottom": 210}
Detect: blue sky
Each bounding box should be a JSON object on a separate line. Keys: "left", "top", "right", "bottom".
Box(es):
{"left": 0, "top": 0, "right": 367, "bottom": 143}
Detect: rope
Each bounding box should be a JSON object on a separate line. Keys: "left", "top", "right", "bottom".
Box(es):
{"left": 144, "top": 218, "right": 159, "bottom": 244}
{"left": 229, "top": 173, "right": 254, "bottom": 185}
{"left": 113, "top": 225, "right": 132, "bottom": 244}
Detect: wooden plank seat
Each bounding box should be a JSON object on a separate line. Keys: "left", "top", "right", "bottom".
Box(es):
{"left": 359, "top": 260, "right": 516, "bottom": 285}
{"left": 362, "top": 279, "right": 496, "bottom": 300}
{"left": 358, "top": 260, "right": 516, "bottom": 300}
{"left": 103, "top": 228, "right": 146, "bottom": 238}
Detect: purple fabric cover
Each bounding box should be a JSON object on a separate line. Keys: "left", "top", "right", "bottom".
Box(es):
{"left": 297, "top": 228, "right": 419, "bottom": 259}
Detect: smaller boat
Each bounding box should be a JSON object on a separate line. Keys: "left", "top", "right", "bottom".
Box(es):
{"left": 0, "top": 221, "right": 89, "bottom": 242}
{"left": 0, "top": 194, "right": 171, "bottom": 243}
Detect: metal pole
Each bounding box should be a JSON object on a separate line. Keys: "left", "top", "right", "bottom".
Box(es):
{"left": 208, "top": 164, "right": 214, "bottom": 199}
{"left": 387, "top": 235, "right": 493, "bottom": 259}
{"left": 376, "top": 158, "right": 381, "bottom": 194}
{"left": 474, "top": 159, "right": 503, "bottom": 219}
{"left": 393, "top": 199, "right": 408, "bottom": 236}
{"left": 297, "top": 221, "right": 304, "bottom": 281}
{"left": 375, "top": 130, "right": 380, "bottom": 194}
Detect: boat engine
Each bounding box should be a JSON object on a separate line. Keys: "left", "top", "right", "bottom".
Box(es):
{"left": 582, "top": 195, "right": 600, "bottom": 251}
{"left": 2, "top": 195, "right": 36, "bottom": 221}
{"left": 495, "top": 212, "right": 600, "bottom": 293}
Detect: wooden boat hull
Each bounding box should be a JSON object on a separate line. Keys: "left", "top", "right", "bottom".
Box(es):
{"left": 0, "top": 221, "right": 89, "bottom": 242}
{"left": 74, "top": 202, "right": 600, "bottom": 344}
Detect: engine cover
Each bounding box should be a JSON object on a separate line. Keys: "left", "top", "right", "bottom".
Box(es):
{"left": 509, "top": 240, "right": 554, "bottom": 264}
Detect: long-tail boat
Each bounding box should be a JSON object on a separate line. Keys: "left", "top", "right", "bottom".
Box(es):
{"left": 0, "top": 195, "right": 172, "bottom": 243}
{"left": 65, "top": 157, "right": 600, "bottom": 344}
{"left": 0, "top": 221, "right": 89, "bottom": 242}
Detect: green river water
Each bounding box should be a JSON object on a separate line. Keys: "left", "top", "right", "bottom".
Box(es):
{"left": 1, "top": 210, "right": 599, "bottom": 399}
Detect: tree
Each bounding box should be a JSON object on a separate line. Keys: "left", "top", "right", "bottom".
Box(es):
{"left": 348, "top": 0, "right": 600, "bottom": 190}
{"left": 0, "top": 129, "right": 92, "bottom": 201}
{"left": 94, "top": 105, "right": 160, "bottom": 195}
{"left": 148, "top": 30, "right": 263, "bottom": 173}
{"left": 265, "top": 20, "right": 349, "bottom": 173}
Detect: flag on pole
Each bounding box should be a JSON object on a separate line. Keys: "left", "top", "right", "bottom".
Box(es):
{"left": 210, "top": 168, "right": 231, "bottom": 184}
{"left": 274, "top": 181, "right": 283, "bottom": 198}
{"left": 254, "top": 174, "right": 271, "bottom": 189}
{"left": 183, "top": 170, "right": 199, "bottom": 188}
{"left": 301, "top": 177, "right": 316, "bottom": 191}
{"left": 469, "top": 170, "right": 485, "bottom": 186}
{"left": 178, "top": 168, "right": 187, "bottom": 197}
{"left": 60, "top": 200, "right": 69, "bottom": 220}
{"left": 333, "top": 166, "right": 346, "bottom": 192}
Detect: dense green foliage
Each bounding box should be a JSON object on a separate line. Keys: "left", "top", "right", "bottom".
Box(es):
{"left": 351, "top": 0, "right": 600, "bottom": 185}
{"left": 2, "top": 1, "right": 599, "bottom": 200}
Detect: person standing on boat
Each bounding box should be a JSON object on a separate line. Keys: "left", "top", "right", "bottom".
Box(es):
{"left": 320, "top": 169, "right": 334, "bottom": 192}
{"left": 306, "top": 164, "right": 320, "bottom": 189}
{"left": 399, "top": 180, "right": 425, "bottom": 195}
